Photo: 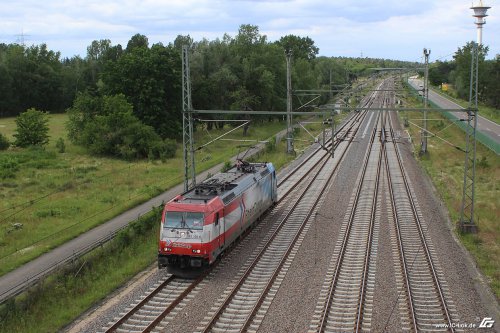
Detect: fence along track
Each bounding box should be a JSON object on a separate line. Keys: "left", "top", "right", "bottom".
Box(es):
{"left": 383, "top": 108, "right": 457, "bottom": 332}
{"left": 103, "top": 111, "right": 366, "bottom": 333}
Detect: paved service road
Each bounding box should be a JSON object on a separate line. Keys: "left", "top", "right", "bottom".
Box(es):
{"left": 408, "top": 78, "right": 500, "bottom": 153}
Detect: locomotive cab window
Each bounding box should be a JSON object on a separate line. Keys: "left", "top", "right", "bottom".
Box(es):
{"left": 164, "top": 212, "right": 204, "bottom": 230}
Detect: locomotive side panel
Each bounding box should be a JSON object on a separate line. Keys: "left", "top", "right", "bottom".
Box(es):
{"left": 240, "top": 171, "right": 275, "bottom": 228}
{"left": 222, "top": 199, "right": 244, "bottom": 247}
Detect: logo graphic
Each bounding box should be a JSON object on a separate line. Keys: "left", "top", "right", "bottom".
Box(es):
{"left": 479, "top": 317, "right": 495, "bottom": 328}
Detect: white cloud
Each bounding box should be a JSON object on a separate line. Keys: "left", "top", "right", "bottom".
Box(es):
{"left": 0, "top": 0, "right": 497, "bottom": 60}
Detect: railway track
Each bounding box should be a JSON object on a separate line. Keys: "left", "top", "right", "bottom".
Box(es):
{"left": 197, "top": 107, "right": 369, "bottom": 333}
{"left": 384, "top": 110, "right": 458, "bottom": 332}
{"left": 310, "top": 82, "right": 388, "bottom": 333}
{"left": 101, "top": 105, "right": 368, "bottom": 333}
{"left": 103, "top": 275, "right": 198, "bottom": 333}
{"left": 311, "top": 78, "right": 458, "bottom": 332}
{"left": 102, "top": 78, "right": 459, "bottom": 333}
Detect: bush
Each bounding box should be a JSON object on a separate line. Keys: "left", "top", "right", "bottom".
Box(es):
{"left": 221, "top": 161, "right": 233, "bottom": 172}
{"left": 162, "top": 139, "right": 177, "bottom": 159}
{"left": 55, "top": 138, "right": 65, "bottom": 153}
{"left": 265, "top": 139, "right": 276, "bottom": 153}
{"left": 0, "top": 133, "right": 9, "bottom": 150}
{"left": 13, "top": 108, "right": 50, "bottom": 147}
{"left": 67, "top": 93, "right": 174, "bottom": 160}
{"left": 148, "top": 139, "right": 177, "bottom": 161}
{"left": 0, "top": 156, "right": 20, "bottom": 179}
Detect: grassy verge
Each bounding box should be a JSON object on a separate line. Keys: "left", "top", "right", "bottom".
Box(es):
{"left": 0, "top": 208, "right": 161, "bottom": 333}
{"left": 399, "top": 92, "right": 499, "bottom": 298}
{"left": 0, "top": 114, "right": 335, "bottom": 332}
{"left": 0, "top": 114, "right": 286, "bottom": 276}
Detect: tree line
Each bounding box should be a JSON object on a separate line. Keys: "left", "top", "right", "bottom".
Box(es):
{"left": 428, "top": 42, "right": 499, "bottom": 108}
{"left": 1, "top": 24, "right": 417, "bottom": 159}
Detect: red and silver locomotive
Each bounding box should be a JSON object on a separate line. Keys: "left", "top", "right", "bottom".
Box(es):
{"left": 158, "top": 161, "right": 277, "bottom": 271}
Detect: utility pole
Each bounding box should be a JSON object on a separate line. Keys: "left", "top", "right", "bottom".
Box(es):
{"left": 420, "top": 48, "right": 430, "bottom": 155}
{"left": 459, "top": 42, "right": 480, "bottom": 233}
{"left": 182, "top": 45, "right": 196, "bottom": 192}
{"left": 331, "top": 111, "right": 335, "bottom": 158}
{"left": 286, "top": 49, "right": 294, "bottom": 154}
{"left": 329, "top": 68, "right": 333, "bottom": 100}
{"left": 459, "top": 2, "right": 490, "bottom": 232}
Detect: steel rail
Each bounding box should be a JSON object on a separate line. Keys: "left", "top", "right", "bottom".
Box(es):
{"left": 354, "top": 97, "right": 387, "bottom": 332}
{"left": 104, "top": 275, "right": 176, "bottom": 333}
{"left": 201, "top": 95, "right": 375, "bottom": 333}
{"left": 239, "top": 158, "right": 339, "bottom": 332}
{"left": 201, "top": 149, "right": 334, "bottom": 333}
{"left": 105, "top": 91, "right": 376, "bottom": 333}
{"left": 315, "top": 80, "right": 390, "bottom": 333}
{"left": 240, "top": 110, "right": 368, "bottom": 332}
{"left": 142, "top": 274, "right": 206, "bottom": 333}
{"left": 316, "top": 111, "right": 382, "bottom": 333}
{"left": 277, "top": 109, "right": 366, "bottom": 187}
{"left": 385, "top": 111, "right": 454, "bottom": 332}
{"left": 383, "top": 136, "right": 418, "bottom": 332}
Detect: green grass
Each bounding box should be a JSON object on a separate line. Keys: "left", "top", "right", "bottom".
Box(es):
{"left": 400, "top": 93, "right": 500, "bottom": 298}
{"left": 0, "top": 114, "right": 288, "bottom": 276}
{"left": 0, "top": 208, "right": 160, "bottom": 333}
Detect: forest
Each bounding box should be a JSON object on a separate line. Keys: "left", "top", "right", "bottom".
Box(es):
{"left": 4, "top": 24, "right": 496, "bottom": 158}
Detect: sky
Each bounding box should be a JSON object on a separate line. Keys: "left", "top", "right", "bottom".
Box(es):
{"left": 0, "top": 0, "right": 498, "bottom": 62}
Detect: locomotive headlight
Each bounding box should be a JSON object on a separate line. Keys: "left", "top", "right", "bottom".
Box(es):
{"left": 164, "top": 247, "right": 172, "bottom": 252}
{"left": 192, "top": 249, "right": 201, "bottom": 254}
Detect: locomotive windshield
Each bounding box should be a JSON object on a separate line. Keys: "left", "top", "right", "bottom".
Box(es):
{"left": 164, "top": 211, "right": 204, "bottom": 230}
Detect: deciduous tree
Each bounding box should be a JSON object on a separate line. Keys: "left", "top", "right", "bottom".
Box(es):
{"left": 13, "top": 108, "right": 50, "bottom": 147}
